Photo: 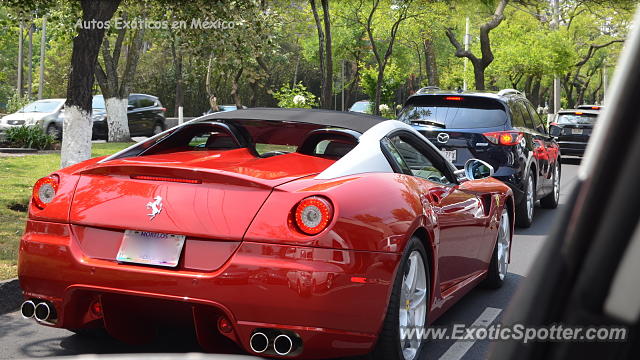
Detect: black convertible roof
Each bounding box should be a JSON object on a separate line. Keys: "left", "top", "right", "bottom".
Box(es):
{"left": 197, "top": 108, "right": 386, "bottom": 134}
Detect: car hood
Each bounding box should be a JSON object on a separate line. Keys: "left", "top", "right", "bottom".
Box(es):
{"left": 2, "top": 112, "right": 53, "bottom": 121}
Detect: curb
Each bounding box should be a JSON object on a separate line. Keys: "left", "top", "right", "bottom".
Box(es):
{"left": 0, "top": 278, "right": 22, "bottom": 315}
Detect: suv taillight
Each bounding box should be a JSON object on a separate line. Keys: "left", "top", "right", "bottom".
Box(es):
{"left": 483, "top": 131, "right": 524, "bottom": 146}
{"left": 32, "top": 175, "right": 60, "bottom": 209}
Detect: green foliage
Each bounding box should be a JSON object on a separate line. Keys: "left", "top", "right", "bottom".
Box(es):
{"left": 4, "top": 90, "right": 30, "bottom": 113}
{"left": 360, "top": 62, "right": 404, "bottom": 106}
{"left": 4, "top": 125, "right": 55, "bottom": 150}
{"left": 272, "top": 82, "right": 318, "bottom": 109}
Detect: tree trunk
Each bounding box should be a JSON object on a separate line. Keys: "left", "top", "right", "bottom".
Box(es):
{"left": 94, "top": 10, "right": 146, "bottom": 143}
{"left": 445, "top": 0, "right": 508, "bottom": 91}
{"left": 172, "top": 36, "right": 184, "bottom": 117}
{"left": 375, "top": 67, "right": 385, "bottom": 114}
{"left": 231, "top": 67, "right": 243, "bottom": 108}
{"left": 321, "top": 0, "right": 333, "bottom": 110}
{"left": 423, "top": 39, "right": 439, "bottom": 87}
{"left": 104, "top": 97, "right": 128, "bottom": 141}
{"left": 474, "top": 66, "right": 485, "bottom": 91}
{"left": 27, "top": 22, "right": 33, "bottom": 99}
{"left": 17, "top": 20, "right": 23, "bottom": 96}
{"left": 62, "top": 0, "right": 121, "bottom": 168}
{"left": 531, "top": 75, "right": 541, "bottom": 108}
{"left": 345, "top": 60, "right": 360, "bottom": 109}
{"left": 523, "top": 74, "right": 533, "bottom": 97}
{"left": 310, "top": 0, "right": 326, "bottom": 108}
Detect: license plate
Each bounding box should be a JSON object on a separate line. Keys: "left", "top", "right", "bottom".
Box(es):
{"left": 441, "top": 149, "right": 457, "bottom": 162}
{"left": 571, "top": 128, "right": 583, "bottom": 135}
{"left": 117, "top": 230, "right": 186, "bottom": 267}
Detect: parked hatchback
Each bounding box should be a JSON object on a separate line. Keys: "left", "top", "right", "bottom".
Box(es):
{"left": 91, "top": 94, "right": 166, "bottom": 139}
{"left": 0, "top": 99, "right": 65, "bottom": 139}
{"left": 549, "top": 109, "right": 598, "bottom": 158}
{"left": 398, "top": 88, "right": 561, "bottom": 227}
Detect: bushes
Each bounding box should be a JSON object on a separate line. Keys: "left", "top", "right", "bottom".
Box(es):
{"left": 4, "top": 91, "right": 31, "bottom": 114}
{"left": 272, "top": 82, "right": 319, "bottom": 109}
{"left": 3, "top": 125, "right": 56, "bottom": 150}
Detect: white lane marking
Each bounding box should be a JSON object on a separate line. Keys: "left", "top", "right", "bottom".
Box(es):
{"left": 438, "top": 307, "right": 502, "bottom": 360}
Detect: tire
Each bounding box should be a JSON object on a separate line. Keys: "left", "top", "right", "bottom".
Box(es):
{"left": 515, "top": 169, "right": 535, "bottom": 228}
{"left": 482, "top": 208, "right": 511, "bottom": 289}
{"left": 46, "top": 124, "right": 61, "bottom": 140}
{"left": 151, "top": 122, "right": 164, "bottom": 136}
{"left": 371, "top": 237, "right": 429, "bottom": 360}
{"left": 540, "top": 164, "right": 560, "bottom": 209}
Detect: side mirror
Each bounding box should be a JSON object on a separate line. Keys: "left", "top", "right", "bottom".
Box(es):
{"left": 127, "top": 104, "right": 134, "bottom": 110}
{"left": 463, "top": 159, "right": 494, "bottom": 180}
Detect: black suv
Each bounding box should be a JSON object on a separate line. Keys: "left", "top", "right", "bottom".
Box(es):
{"left": 398, "top": 88, "right": 561, "bottom": 227}
{"left": 92, "top": 94, "right": 167, "bottom": 139}
{"left": 550, "top": 108, "right": 599, "bottom": 158}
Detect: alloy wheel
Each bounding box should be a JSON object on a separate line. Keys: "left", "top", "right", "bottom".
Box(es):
{"left": 553, "top": 166, "right": 560, "bottom": 203}
{"left": 399, "top": 251, "right": 427, "bottom": 360}
{"left": 497, "top": 209, "right": 510, "bottom": 280}
{"left": 526, "top": 176, "right": 534, "bottom": 221}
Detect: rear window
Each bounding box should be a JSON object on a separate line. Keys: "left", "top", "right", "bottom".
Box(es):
{"left": 557, "top": 113, "right": 597, "bottom": 125}
{"left": 398, "top": 96, "right": 507, "bottom": 129}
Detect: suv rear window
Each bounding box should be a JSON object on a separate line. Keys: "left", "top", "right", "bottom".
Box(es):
{"left": 398, "top": 96, "right": 507, "bottom": 129}
{"left": 557, "top": 113, "right": 597, "bottom": 125}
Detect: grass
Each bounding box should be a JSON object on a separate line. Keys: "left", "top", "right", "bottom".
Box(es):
{"left": 0, "top": 142, "right": 133, "bottom": 280}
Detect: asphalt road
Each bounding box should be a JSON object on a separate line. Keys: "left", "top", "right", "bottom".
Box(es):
{"left": 0, "top": 162, "right": 581, "bottom": 360}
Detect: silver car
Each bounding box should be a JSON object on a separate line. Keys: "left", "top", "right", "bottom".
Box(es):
{"left": 0, "top": 99, "right": 65, "bottom": 139}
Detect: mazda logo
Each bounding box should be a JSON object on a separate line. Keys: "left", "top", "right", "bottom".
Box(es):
{"left": 436, "top": 133, "right": 450, "bottom": 144}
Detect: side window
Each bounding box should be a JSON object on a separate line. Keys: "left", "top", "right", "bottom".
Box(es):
{"left": 509, "top": 101, "right": 526, "bottom": 128}
{"left": 128, "top": 96, "right": 140, "bottom": 109}
{"left": 518, "top": 101, "right": 535, "bottom": 130}
{"left": 139, "top": 97, "right": 155, "bottom": 108}
{"left": 525, "top": 102, "right": 547, "bottom": 134}
{"left": 384, "top": 135, "right": 451, "bottom": 184}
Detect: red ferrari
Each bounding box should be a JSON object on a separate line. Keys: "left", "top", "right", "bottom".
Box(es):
{"left": 19, "top": 108, "right": 513, "bottom": 360}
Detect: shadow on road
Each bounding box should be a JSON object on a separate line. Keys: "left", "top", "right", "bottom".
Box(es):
{"left": 561, "top": 157, "right": 582, "bottom": 166}
{"left": 514, "top": 203, "right": 566, "bottom": 237}
{"left": 17, "top": 326, "right": 206, "bottom": 358}
{"left": 420, "top": 273, "right": 526, "bottom": 360}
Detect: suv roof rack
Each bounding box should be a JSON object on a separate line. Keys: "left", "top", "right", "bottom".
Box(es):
{"left": 497, "top": 88, "right": 523, "bottom": 97}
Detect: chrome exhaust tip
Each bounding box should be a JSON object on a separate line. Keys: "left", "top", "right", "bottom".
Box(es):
{"left": 273, "top": 334, "right": 294, "bottom": 356}
{"left": 249, "top": 331, "right": 269, "bottom": 354}
{"left": 20, "top": 300, "right": 36, "bottom": 319}
{"left": 34, "top": 302, "right": 52, "bottom": 322}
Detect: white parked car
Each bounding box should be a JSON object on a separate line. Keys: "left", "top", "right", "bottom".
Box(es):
{"left": 0, "top": 99, "right": 65, "bottom": 139}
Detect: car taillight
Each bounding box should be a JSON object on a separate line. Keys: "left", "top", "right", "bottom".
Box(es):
{"left": 483, "top": 131, "right": 524, "bottom": 146}
{"left": 444, "top": 96, "right": 463, "bottom": 101}
{"left": 32, "top": 175, "right": 59, "bottom": 209}
{"left": 293, "top": 196, "right": 333, "bottom": 235}
{"left": 549, "top": 122, "right": 559, "bottom": 126}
